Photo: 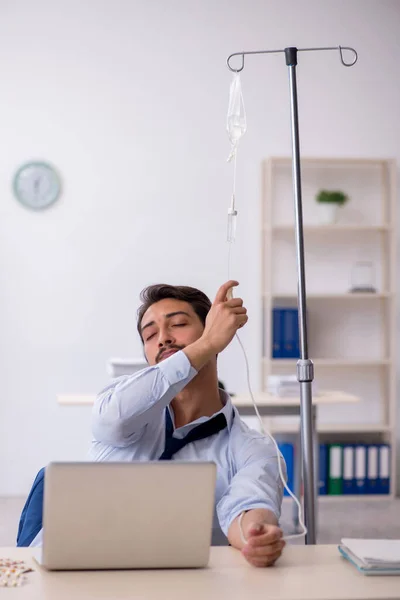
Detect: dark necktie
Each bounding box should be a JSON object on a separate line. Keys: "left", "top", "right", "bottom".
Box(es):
{"left": 158, "top": 408, "right": 228, "bottom": 460}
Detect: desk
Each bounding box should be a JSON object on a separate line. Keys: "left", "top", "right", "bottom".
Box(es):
{"left": 57, "top": 390, "right": 359, "bottom": 410}
{"left": 1, "top": 546, "right": 399, "bottom": 600}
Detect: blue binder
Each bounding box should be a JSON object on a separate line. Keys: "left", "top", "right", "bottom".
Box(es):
{"left": 377, "top": 445, "right": 390, "bottom": 494}
{"left": 272, "top": 308, "right": 284, "bottom": 358}
{"left": 282, "top": 308, "right": 300, "bottom": 359}
{"left": 354, "top": 445, "right": 367, "bottom": 494}
{"left": 366, "top": 445, "right": 379, "bottom": 494}
{"left": 278, "top": 443, "right": 294, "bottom": 497}
{"left": 342, "top": 445, "right": 357, "bottom": 495}
{"left": 318, "top": 444, "right": 328, "bottom": 495}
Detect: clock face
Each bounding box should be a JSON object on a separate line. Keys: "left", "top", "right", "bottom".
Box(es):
{"left": 13, "top": 162, "right": 61, "bottom": 210}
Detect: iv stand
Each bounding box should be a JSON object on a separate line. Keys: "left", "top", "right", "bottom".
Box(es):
{"left": 227, "top": 46, "right": 358, "bottom": 545}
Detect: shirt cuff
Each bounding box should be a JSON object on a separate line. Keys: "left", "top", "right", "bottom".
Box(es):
{"left": 218, "top": 502, "right": 280, "bottom": 536}
{"left": 156, "top": 350, "right": 197, "bottom": 385}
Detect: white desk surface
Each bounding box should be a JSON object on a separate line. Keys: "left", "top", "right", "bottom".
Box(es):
{"left": 57, "top": 390, "right": 358, "bottom": 407}
{"left": 2, "top": 546, "right": 399, "bottom": 600}
{"left": 230, "top": 390, "right": 358, "bottom": 407}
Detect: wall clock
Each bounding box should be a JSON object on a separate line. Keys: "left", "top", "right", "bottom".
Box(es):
{"left": 13, "top": 161, "right": 61, "bottom": 210}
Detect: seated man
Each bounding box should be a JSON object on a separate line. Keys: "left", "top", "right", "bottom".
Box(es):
{"left": 27, "top": 280, "right": 285, "bottom": 567}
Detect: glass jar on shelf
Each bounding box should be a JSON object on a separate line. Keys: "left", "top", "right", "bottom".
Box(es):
{"left": 349, "top": 261, "right": 377, "bottom": 293}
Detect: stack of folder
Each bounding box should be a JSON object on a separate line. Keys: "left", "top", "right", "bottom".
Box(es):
{"left": 272, "top": 307, "right": 300, "bottom": 359}
{"left": 273, "top": 442, "right": 390, "bottom": 498}
{"left": 319, "top": 444, "right": 390, "bottom": 495}
{"left": 339, "top": 538, "right": 400, "bottom": 575}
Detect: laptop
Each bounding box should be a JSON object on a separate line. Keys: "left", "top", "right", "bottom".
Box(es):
{"left": 34, "top": 461, "right": 216, "bottom": 570}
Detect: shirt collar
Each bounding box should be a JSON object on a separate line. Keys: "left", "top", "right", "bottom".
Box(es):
{"left": 169, "top": 390, "right": 234, "bottom": 439}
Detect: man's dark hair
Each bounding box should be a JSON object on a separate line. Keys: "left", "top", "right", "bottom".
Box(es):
{"left": 137, "top": 284, "right": 212, "bottom": 340}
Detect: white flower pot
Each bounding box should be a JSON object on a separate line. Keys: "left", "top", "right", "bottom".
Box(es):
{"left": 317, "top": 203, "right": 338, "bottom": 225}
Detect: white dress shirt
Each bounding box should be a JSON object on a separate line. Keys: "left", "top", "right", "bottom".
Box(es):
{"left": 90, "top": 350, "right": 284, "bottom": 541}
{"left": 30, "top": 350, "right": 284, "bottom": 547}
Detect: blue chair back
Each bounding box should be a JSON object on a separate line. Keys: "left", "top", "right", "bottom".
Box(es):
{"left": 17, "top": 468, "right": 45, "bottom": 547}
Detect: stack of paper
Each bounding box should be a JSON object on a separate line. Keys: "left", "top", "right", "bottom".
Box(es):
{"left": 267, "top": 375, "right": 299, "bottom": 397}
{"left": 267, "top": 375, "right": 319, "bottom": 397}
{"left": 339, "top": 538, "right": 400, "bottom": 575}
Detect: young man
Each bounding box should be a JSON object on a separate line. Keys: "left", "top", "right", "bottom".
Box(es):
{"left": 90, "top": 280, "right": 286, "bottom": 567}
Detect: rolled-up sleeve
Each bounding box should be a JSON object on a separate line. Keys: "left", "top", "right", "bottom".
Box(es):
{"left": 92, "top": 351, "right": 197, "bottom": 447}
{"left": 216, "top": 436, "right": 286, "bottom": 536}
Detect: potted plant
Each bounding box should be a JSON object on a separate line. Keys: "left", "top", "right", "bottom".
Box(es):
{"left": 316, "top": 189, "right": 348, "bottom": 224}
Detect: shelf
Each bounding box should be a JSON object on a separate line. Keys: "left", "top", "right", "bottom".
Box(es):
{"left": 234, "top": 390, "right": 359, "bottom": 407}
{"left": 269, "top": 293, "right": 391, "bottom": 300}
{"left": 57, "top": 394, "right": 96, "bottom": 405}
{"left": 267, "top": 224, "right": 391, "bottom": 233}
{"left": 267, "top": 359, "right": 391, "bottom": 368}
{"left": 259, "top": 421, "right": 393, "bottom": 434}
{"left": 266, "top": 157, "right": 392, "bottom": 167}
{"left": 317, "top": 423, "right": 393, "bottom": 433}
{"left": 282, "top": 494, "right": 394, "bottom": 504}
{"left": 317, "top": 495, "right": 393, "bottom": 502}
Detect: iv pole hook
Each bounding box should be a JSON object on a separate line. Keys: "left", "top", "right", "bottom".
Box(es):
{"left": 226, "top": 45, "right": 358, "bottom": 72}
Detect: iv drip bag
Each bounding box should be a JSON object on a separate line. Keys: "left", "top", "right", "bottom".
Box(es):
{"left": 226, "top": 73, "right": 247, "bottom": 161}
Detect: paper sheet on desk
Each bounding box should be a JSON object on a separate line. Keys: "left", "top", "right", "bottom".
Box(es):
{"left": 341, "top": 538, "right": 400, "bottom": 569}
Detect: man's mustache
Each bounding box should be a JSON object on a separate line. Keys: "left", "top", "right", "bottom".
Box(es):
{"left": 155, "top": 344, "right": 185, "bottom": 363}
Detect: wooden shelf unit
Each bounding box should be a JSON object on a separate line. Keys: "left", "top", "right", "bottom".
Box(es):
{"left": 261, "top": 157, "right": 397, "bottom": 497}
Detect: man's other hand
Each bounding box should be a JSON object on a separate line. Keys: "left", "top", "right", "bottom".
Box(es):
{"left": 241, "top": 522, "right": 285, "bottom": 568}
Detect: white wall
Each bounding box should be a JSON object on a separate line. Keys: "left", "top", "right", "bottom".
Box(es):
{"left": 0, "top": 0, "right": 399, "bottom": 495}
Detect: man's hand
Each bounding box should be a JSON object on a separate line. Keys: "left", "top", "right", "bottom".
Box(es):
{"left": 202, "top": 280, "right": 248, "bottom": 354}
{"left": 241, "top": 522, "right": 285, "bottom": 568}
{"left": 183, "top": 280, "right": 248, "bottom": 372}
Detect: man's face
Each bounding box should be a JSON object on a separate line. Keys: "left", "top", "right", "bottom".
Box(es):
{"left": 140, "top": 298, "right": 205, "bottom": 365}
